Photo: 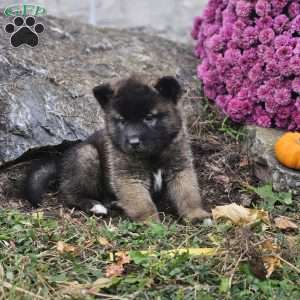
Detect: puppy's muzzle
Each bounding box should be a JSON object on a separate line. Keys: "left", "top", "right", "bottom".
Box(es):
{"left": 128, "top": 137, "right": 141, "bottom": 149}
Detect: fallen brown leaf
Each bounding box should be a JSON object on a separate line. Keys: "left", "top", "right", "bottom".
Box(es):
{"left": 105, "top": 263, "right": 124, "bottom": 278}
{"left": 260, "top": 239, "right": 280, "bottom": 256}
{"left": 105, "top": 251, "right": 130, "bottom": 278}
{"left": 274, "top": 216, "right": 298, "bottom": 230}
{"left": 260, "top": 239, "right": 281, "bottom": 278}
{"left": 263, "top": 256, "right": 281, "bottom": 278}
{"left": 115, "top": 251, "right": 130, "bottom": 265}
{"left": 212, "top": 203, "right": 269, "bottom": 225}
{"left": 57, "top": 241, "right": 77, "bottom": 254}
{"left": 98, "top": 237, "right": 112, "bottom": 247}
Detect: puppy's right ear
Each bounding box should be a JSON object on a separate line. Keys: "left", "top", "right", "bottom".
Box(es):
{"left": 93, "top": 84, "right": 114, "bottom": 109}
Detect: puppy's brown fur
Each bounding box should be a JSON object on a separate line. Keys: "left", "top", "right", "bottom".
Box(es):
{"left": 26, "top": 76, "right": 210, "bottom": 222}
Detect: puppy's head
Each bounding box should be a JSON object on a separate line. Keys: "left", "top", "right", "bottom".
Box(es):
{"left": 93, "top": 76, "right": 183, "bottom": 157}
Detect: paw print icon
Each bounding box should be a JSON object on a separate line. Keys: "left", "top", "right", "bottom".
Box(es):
{"left": 5, "top": 16, "right": 45, "bottom": 48}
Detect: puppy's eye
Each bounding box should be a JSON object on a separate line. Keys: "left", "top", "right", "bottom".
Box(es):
{"left": 144, "top": 114, "right": 155, "bottom": 122}
{"left": 114, "top": 116, "right": 125, "bottom": 125}
{"left": 144, "top": 114, "right": 157, "bottom": 126}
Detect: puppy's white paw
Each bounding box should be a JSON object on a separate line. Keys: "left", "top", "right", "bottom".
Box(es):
{"left": 203, "top": 218, "right": 213, "bottom": 226}
{"left": 90, "top": 204, "right": 108, "bottom": 215}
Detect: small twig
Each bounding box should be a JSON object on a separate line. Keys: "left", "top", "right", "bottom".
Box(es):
{"left": 227, "top": 250, "right": 247, "bottom": 293}
{"left": 251, "top": 239, "right": 272, "bottom": 247}
{"left": 89, "top": 291, "right": 130, "bottom": 300}
{"left": 276, "top": 255, "right": 300, "bottom": 274}
{"left": 0, "top": 280, "right": 45, "bottom": 299}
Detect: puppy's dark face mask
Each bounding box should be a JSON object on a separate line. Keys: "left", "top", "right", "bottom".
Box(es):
{"left": 93, "top": 76, "right": 183, "bottom": 157}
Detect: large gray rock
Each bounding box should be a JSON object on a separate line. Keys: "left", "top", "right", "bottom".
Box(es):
{"left": 0, "top": 15, "right": 202, "bottom": 166}
{"left": 246, "top": 126, "right": 300, "bottom": 193}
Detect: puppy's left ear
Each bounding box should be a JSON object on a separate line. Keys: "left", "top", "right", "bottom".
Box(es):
{"left": 154, "top": 76, "right": 182, "bottom": 104}
{"left": 93, "top": 84, "right": 114, "bottom": 110}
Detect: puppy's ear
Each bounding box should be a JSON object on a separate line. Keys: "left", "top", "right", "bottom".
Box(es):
{"left": 154, "top": 76, "right": 182, "bottom": 104}
{"left": 93, "top": 84, "right": 114, "bottom": 109}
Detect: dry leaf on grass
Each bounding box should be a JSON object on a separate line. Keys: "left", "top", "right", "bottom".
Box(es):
{"left": 105, "top": 264, "right": 125, "bottom": 278}
{"left": 260, "top": 239, "right": 281, "bottom": 278}
{"left": 249, "top": 239, "right": 282, "bottom": 279}
{"left": 105, "top": 251, "right": 130, "bottom": 278}
{"left": 148, "top": 248, "right": 218, "bottom": 257}
{"left": 57, "top": 241, "right": 77, "bottom": 254}
{"left": 105, "top": 248, "right": 218, "bottom": 278}
{"left": 212, "top": 203, "right": 270, "bottom": 225}
{"left": 274, "top": 216, "right": 298, "bottom": 230}
{"left": 262, "top": 256, "right": 281, "bottom": 278}
{"left": 60, "top": 277, "right": 114, "bottom": 297}
{"left": 108, "top": 248, "right": 219, "bottom": 261}
{"left": 98, "top": 237, "right": 112, "bottom": 247}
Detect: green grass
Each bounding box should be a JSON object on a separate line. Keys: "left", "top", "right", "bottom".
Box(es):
{"left": 0, "top": 209, "right": 299, "bottom": 299}
{"left": 218, "top": 117, "right": 247, "bottom": 142}
{"left": 193, "top": 98, "right": 247, "bottom": 142}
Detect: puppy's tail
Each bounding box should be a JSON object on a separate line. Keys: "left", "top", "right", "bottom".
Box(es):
{"left": 25, "top": 159, "right": 58, "bottom": 207}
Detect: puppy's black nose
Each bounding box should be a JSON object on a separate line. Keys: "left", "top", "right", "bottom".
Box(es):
{"left": 129, "top": 137, "right": 140, "bottom": 149}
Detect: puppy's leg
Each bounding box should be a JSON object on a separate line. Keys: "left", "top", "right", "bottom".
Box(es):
{"left": 166, "top": 168, "right": 210, "bottom": 221}
{"left": 59, "top": 144, "right": 107, "bottom": 214}
{"left": 115, "top": 179, "right": 160, "bottom": 223}
{"left": 61, "top": 194, "right": 108, "bottom": 215}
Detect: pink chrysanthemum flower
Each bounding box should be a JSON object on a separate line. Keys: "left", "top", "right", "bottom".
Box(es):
{"left": 257, "top": 115, "right": 272, "bottom": 127}
{"left": 277, "top": 106, "right": 292, "bottom": 120}
{"left": 292, "top": 78, "right": 300, "bottom": 93}
{"left": 274, "top": 88, "right": 291, "bottom": 105}
{"left": 276, "top": 46, "right": 293, "bottom": 60}
{"left": 236, "top": 1, "right": 253, "bottom": 18}
{"left": 259, "top": 28, "right": 275, "bottom": 44}
{"left": 255, "top": 0, "right": 271, "bottom": 17}
{"left": 294, "top": 98, "right": 300, "bottom": 112}
{"left": 256, "top": 16, "right": 273, "bottom": 30}
{"left": 274, "top": 35, "right": 291, "bottom": 49}
{"left": 226, "top": 98, "right": 252, "bottom": 122}
{"left": 273, "top": 14, "right": 289, "bottom": 33}
{"left": 266, "top": 60, "right": 280, "bottom": 76}
{"left": 265, "top": 98, "right": 280, "bottom": 114}
{"left": 290, "top": 56, "right": 300, "bottom": 75}
{"left": 288, "top": 2, "right": 300, "bottom": 18}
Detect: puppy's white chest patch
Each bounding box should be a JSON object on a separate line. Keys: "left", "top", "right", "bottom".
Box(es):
{"left": 153, "top": 169, "right": 162, "bottom": 192}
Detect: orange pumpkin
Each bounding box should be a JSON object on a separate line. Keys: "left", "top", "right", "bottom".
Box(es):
{"left": 275, "top": 132, "right": 300, "bottom": 170}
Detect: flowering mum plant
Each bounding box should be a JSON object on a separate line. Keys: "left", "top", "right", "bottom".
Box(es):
{"left": 192, "top": 0, "right": 300, "bottom": 130}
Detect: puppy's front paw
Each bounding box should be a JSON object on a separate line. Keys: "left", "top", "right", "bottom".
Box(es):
{"left": 90, "top": 203, "right": 108, "bottom": 215}
{"left": 183, "top": 207, "right": 211, "bottom": 223}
